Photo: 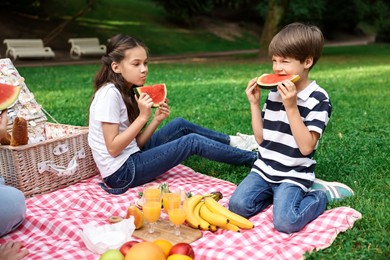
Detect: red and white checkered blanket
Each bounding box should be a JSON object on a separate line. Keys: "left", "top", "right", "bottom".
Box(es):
{"left": 1, "top": 165, "right": 361, "bottom": 260}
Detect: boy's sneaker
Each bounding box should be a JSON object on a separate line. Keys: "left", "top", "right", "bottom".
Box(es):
{"left": 311, "top": 178, "right": 354, "bottom": 202}
{"left": 232, "top": 132, "right": 258, "bottom": 151}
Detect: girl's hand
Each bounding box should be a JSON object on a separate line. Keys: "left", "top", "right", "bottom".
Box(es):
{"left": 135, "top": 93, "right": 153, "bottom": 120}
{"left": 154, "top": 98, "right": 170, "bottom": 122}
{"left": 245, "top": 78, "right": 261, "bottom": 105}
{"left": 277, "top": 80, "right": 297, "bottom": 109}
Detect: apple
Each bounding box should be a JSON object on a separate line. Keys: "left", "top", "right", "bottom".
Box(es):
{"left": 99, "top": 249, "right": 124, "bottom": 260}
{"left": 169, "top": 242, "right": 195, "bottom": 259}
{"left": 119, "top": 240, "right": 139, "bottom": 256}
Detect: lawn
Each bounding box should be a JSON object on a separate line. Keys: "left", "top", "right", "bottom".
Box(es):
{"left": 16, "top": 43, "right": 390, "bottom": 259}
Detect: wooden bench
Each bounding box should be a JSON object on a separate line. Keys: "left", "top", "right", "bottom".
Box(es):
{"left": 68, "top": 38, "right": 106, "bottom": 59}
{"left": 3, "top": 39, "right": 56, "bottom": 61}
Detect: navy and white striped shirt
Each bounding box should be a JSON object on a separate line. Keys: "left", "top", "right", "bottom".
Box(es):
{"left": 252, "top": 81, "right": 331, "bottom": 191}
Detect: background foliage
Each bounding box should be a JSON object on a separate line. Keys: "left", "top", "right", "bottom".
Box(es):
{"left": 0, "top": 0, "right": 389, "bottom": 42}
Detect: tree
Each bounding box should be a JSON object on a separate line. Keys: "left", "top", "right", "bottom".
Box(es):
{"left": 258, "top": 0, "right": 289, "bottom": 57}
{"left": 43, "top": 0, "right": 97, "bottom": 44}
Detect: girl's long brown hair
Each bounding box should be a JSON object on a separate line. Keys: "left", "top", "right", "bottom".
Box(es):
{"left": 91, "top": 34, "right": 149, "bottom": 123}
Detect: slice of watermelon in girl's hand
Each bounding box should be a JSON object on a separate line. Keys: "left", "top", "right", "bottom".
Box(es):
{"left": 256, "top": 74, "right": 300, "bottom": 90}
{"left": 134, "top": 83, "right": 167, "bottom": 107}
{"left": 0, "top": 83, "right": 22, "bottom": 110}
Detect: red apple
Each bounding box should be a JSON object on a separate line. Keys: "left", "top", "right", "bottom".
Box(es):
{"left": 119, "top": 240, "right": 139, "bottom": 256}
{"left": 169, "top": 242, "right": 195, "bottom": 259}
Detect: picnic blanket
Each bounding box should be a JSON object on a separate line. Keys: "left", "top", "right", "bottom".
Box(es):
{"left": 0, "top": 164, "right": 362, "bottom": 260}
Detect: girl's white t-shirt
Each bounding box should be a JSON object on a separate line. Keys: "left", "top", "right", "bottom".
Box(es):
{"left": 88, "top": 83, "right": 140, "bottom": 178}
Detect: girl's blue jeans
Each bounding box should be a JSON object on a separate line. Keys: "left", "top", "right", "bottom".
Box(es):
{"left": 100, "top": 118, "right": 257, "bottom": 194}
{"left": 228, "top": 171, "right": 328, "bottom": 234}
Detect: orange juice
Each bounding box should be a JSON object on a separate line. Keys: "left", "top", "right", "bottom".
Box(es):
{"left": 168, "top": 208, "right": 186, "bottom": 225}
{"left": 143, "top": 188, "right": 161, "bottom": 201}
{"left": 143, "top": 201, "right": 161, "bottom": 222}
{"left": 162, "top": 193, "right": 181, "bottom": 211}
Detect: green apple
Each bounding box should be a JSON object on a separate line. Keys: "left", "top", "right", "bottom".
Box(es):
{"left": 99, "top": 249, "right": 124, "bottom": 260}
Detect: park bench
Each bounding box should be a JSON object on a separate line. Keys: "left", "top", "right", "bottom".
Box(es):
{"left": 68, "top": 38, "right": 106, "bottom": 59}
{"left": 3, "top": 39, "right": 56, "bottom": 61}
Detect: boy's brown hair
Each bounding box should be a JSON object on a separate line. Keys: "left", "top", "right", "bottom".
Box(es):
{"left": 268, "top": 22, "right": 324, "bottom": 70}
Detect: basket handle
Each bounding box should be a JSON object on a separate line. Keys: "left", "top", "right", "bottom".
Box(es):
{"left": 37, "top": 149, "right": 86, "bottom": 176}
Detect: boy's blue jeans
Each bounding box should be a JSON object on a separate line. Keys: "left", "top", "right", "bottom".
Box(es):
{"left": 228, "top": 171, "right": 328, "bottom": 234}
{"left": 100, "top": 118, "right": 257, "bottom": 194}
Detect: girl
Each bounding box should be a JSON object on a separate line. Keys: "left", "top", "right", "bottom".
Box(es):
{"left": 88, "top": 34, "right": 257, "bottom": 194}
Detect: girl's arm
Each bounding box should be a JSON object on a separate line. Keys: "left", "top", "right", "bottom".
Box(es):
{"left": 246, "top": 78, "right": 264, "bottom": 144}
{"left": 103, "top": 93, "right": 154, "bottom": 157}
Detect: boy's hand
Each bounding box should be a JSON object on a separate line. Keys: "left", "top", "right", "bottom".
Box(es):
{"left": 277, "top": 80, "right": 297, "bottom": 109}
{"left": 245, "top": 78, "right": 261, "bottom": 105}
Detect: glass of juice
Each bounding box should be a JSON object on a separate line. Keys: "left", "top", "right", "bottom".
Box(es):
{"left": 167, "top": 189, "right": 186, "bottom": 238}
{"left": 142, "top": 184, "right": 162, "bottom": 234}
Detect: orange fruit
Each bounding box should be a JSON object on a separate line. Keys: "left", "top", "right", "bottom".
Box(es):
{"left": 126, "top": 205, "right": 145, "bottom": 229}
{"left": 167, "top": 254, "right": 193, "bottom": 260}
{"left": 124, "top": 241, "right": 165, "bottom": 260}
{"left": 153, "top": 239, "right": 173, "bottom": 257}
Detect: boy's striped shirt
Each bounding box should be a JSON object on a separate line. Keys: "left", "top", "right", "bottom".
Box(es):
{"left": 252, "top": 81, "right": 331, "bottom": 191}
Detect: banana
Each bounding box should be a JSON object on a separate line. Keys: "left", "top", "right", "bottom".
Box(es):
{"left": 194, "top": 201, "right": 211, "bottom": 230}
{"left": 184, "top": 194, "right": 203, "bottom": 229}
{"left": 199, "top": 203, "right": 229, "bottom": 227}
{"left": 209, "top": 224, "right": 218, "bottom": 232}
{"left": 220, "top": 222, "right": 240, "bottom": 232}
{"left": 202, "top": 191, "right": 223, "bottom": 201}
{"left": 204, "top": 197, "right": 254, "bottom": 229}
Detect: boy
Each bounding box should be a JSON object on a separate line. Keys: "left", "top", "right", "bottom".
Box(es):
{"left": 228, "top": 22, "right": 354, "bottom": 233}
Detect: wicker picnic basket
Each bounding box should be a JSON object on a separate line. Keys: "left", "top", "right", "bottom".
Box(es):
{"left": 0, "top": 58, "right": 98, "bottom": 197}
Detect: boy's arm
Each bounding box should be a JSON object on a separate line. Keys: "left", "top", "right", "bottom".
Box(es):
{"left": 246, "top": 78, "right": 263, "bottom": 143}
{"left": 285, "top": 107, "right": 320, "bottom": 155}
{"left": 250, "top": 103, "right": 264, "bottom": 144}
{"left": 278, "top": 81, "right": 319, "bottom": 155}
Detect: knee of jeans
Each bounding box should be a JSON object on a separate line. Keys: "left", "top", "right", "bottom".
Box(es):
{"left": 228, "top": 197, "right": 253, "bottom": 218}
{"left": 273, "top": 215, "right": 299, "bottom": 234}
{"left": 171, "top": 117, "right": 186, "bottom": 125}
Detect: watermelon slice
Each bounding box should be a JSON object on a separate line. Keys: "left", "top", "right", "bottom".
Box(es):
{"left": 135, "top": 83, "right": 167, "bottom": 107}
{"left": 0, "top": 83, "right": 22, "bottom": 110}
{"left": 256, "top": 74, "right": 300, "bottom": 90}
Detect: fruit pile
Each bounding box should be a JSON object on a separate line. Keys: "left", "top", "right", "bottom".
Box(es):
{"left": 185, "top": 192, "right": 254, "bottom": 232}
{"left": 100, "top": 240, "right": 195, "bottom": 260}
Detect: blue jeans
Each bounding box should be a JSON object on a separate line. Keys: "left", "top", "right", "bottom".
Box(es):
{"left": 100, "top": 118, "right": 257, "bottom": 194}
{"left": 0, "top": 177, "right": 26, "bottom": 237}
{"left": 228, "top": 171, "right": 328, "bottom": 233}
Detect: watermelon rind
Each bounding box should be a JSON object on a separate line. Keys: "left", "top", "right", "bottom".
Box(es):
{"left": 134, "top": 83, "right": 167, "bottom": 108}
{"left": 0, "top": 83, "right": 22, "bottom": 110}
{"left": 256, "top": 74, "right": 300, "bottom": 90}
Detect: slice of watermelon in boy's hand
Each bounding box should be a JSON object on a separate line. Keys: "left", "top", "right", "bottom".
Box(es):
{"left": 256, "top": 74, "right": 300, "bottom": 90}
{"left": 135, "top": 83, "right": 167, "bottom": 108}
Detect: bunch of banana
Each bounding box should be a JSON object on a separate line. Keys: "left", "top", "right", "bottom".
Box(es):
{"left": 184, "top": 192, "right": 254, "bottom": 232}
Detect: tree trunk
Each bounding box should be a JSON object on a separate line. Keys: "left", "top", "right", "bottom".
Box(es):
{"left": 259, "top": 0, "right": 289, "bottom": 57}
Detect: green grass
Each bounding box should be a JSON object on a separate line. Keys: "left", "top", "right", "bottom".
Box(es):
{"left": 16, "top": 43, "right": 390, "bottom": 259}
